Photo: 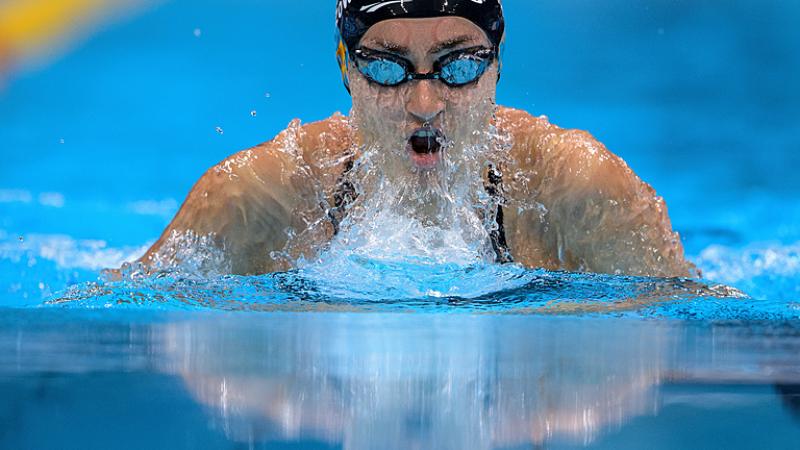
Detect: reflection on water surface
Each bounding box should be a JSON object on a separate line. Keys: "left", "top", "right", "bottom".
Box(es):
{"left": 1, "top": 310, "right": 799, "bottom": 449}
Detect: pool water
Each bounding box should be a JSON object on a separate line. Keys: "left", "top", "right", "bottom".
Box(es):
{"left": 2, "top": 310, "right": 800, "bottom": 449}
{"left": 1, "top": 0, "right": 799, "bottom": 448}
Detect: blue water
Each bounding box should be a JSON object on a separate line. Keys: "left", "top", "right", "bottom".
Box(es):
{"left": 1, "top": 0, "right": 799, "bottom": 448}
{"left": 2, "top": 310, "right": 800, "bottom": 449}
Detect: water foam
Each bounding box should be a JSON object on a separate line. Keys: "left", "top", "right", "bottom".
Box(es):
{"left": 695, "top": 241, "right": 800, "bottom": 301}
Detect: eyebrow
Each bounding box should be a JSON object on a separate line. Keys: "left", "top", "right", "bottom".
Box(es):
{"left": 428, "top": 35, "right": 478, "bottom": 54}
{"left": 363, "top": 34, "right": 478, "bottom": 56}
{"left": 365, "top": 40, "right": 411, "bottom": 55}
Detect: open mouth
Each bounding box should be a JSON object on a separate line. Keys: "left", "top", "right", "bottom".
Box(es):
{"left": 406, "top": 127, "right": 445, "bottom": 169}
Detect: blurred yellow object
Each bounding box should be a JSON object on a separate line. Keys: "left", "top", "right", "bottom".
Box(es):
{"left": 0, "top": 0, "right": 153, "bottom": 86}
{"left": 0, "top": 0, "right": 110, "bottom": 59}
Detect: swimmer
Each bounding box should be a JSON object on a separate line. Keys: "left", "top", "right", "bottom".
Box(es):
{"left": 135, "top": 0, "right": 696, "bottom": 278}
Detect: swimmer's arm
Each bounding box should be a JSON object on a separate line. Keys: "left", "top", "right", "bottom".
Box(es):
{"left": 135, "top": 119, "right": 346, "bottom": 275}
{"left": 136, "top": 145, "right": 301, "bottom": 274}
{"left": 547, "top": 129, "right": 695, "bottom": 277}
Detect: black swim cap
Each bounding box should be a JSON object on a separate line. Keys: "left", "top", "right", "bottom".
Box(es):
{"left": 336, "top": 0, "right": 505, "bottom": 52}
{"left": 335, "top": 0, "right": 505, "bottom": 91}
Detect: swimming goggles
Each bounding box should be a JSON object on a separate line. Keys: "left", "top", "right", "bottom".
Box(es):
{"left": 352, "top": 46, "right": 496, "bottom": 87}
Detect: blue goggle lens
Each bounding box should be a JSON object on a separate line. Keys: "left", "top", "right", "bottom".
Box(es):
{"left": 440, "top": 57, "right": 490, "bottom": 86}
{"left": 358, "top": 58, "right": 407, "bottom": 86}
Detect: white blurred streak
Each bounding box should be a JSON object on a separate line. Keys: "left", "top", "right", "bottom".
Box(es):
{"left": 127, "top": 198, "right": 178, "bottom": 217}
{"left": 38, "top": 192, "right": 65, "bottom": 208}
{"left": 0, "top": 188, "right": 32, "bottom": 203}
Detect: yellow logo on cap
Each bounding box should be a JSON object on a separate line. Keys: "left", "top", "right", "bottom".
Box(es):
{"left": 336, "top": 38, "right": 351, "bottom": 91}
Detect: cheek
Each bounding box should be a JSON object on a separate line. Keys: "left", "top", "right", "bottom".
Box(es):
{"left": 446, "top": 65, "right": 497, "bottom": 109}
{"left": 350, "top": 76, "right": 406, "bottom": 126}
{"left": 443, "top": 66, "right": 498, "bottom": 140}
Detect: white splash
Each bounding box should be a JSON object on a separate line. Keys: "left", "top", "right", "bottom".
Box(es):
{"left": 694, "top": 241, "right": 800, "bottom": 300}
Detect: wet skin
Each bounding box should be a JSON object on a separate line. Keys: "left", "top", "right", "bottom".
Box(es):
{"left": 137, "top": 17, "right": 695, "bottom": 278}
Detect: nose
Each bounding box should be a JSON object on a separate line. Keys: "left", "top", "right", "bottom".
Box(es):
{"left": 405, "top": 80, "right": 445, "bottom": 124}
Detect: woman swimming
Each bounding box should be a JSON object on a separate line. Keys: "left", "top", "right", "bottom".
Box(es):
{"left": 133, "top": 0, "right": 695, "bottom": 278}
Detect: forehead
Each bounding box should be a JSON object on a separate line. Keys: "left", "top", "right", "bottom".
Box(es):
{"left": 360, "top": 17, "right": 490, "bottom": 53}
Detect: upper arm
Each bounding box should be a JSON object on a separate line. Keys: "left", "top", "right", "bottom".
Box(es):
{"left": 139, "top": 144, "right": 303, "bottom": 274}
{"left": 500, "top": 111, "right": 694, "bottom": 278}
{"left": 548, "top": 129, "right": 694, "bottom": 277}
{"left": 138, "top": 115, "right": 350, "bottom": 275}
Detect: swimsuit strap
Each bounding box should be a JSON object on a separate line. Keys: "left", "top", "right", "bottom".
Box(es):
{"left": 327, "top": 160, "right": 513, "bottom": 263}
{"left": 485, "top": 164, "right": 513, "bottom": 264}
{"left": 327, "top": 159, "right": 358, "bottom": 235}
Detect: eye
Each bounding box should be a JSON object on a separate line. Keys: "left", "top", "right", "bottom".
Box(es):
{"left": 357, "top": 58, "right": 407, "bottom": 86}
{"left": 440, "top": 57, "right": 489, "bottom": 86}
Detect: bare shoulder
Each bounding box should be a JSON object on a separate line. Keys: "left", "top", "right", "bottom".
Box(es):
{"left": 189, "top": 111, "right": 352, "bottom": 203}
{"left": 139, "top": 113, "right": 351, "bottom": 274}
{"left": 296, "top": 112, "right": 352, "bottom": 160}
{"left": 215, "top": 112, "right": 351, "bottom": 173}
{"left": 212, "top": 113, "right": 354, "bottom": 194}
{"left": 495, "top": 105, "right": 631, "bottom": 192}
{"left": 191, "top": 112, "right": 354, "bottom": 227}
{"left": 495, "top": 105, "right": 693, "bottom": 277}
{"left": 495, "top": 106, "right": 554, "bottom": 144}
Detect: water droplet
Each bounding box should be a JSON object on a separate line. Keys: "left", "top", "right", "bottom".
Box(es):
{"left": 59, "top": 138, "right": 65, "bottom": 144}
{"left": 193, "top": 28, "right": 202, "bottom": 38}
{"left": 250, "top": 110, "right": 257, "bottom": 117}
{"left": 215, "top": 126, "right": 224, "bottom": 135}
{"left": 264, "top": 92, "right": 271, "bottom": 98}
{"left": 38, "top": 282, "right": 45, "bottom": 290}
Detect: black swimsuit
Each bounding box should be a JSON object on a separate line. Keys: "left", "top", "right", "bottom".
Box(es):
{"left": 485, "top": 164, "right": 513, "bottom": 263}
{"left": 326, "top": 161, "right": 513, "bottom": 263}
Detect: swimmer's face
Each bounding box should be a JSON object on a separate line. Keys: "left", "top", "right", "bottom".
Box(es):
{"left": 348, "top": 17, "right": 498, "bottom": 171}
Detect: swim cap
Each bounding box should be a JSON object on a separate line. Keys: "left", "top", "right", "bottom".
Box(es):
{"left": 335, "top": 0, "right": 505, "bottom": 91}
